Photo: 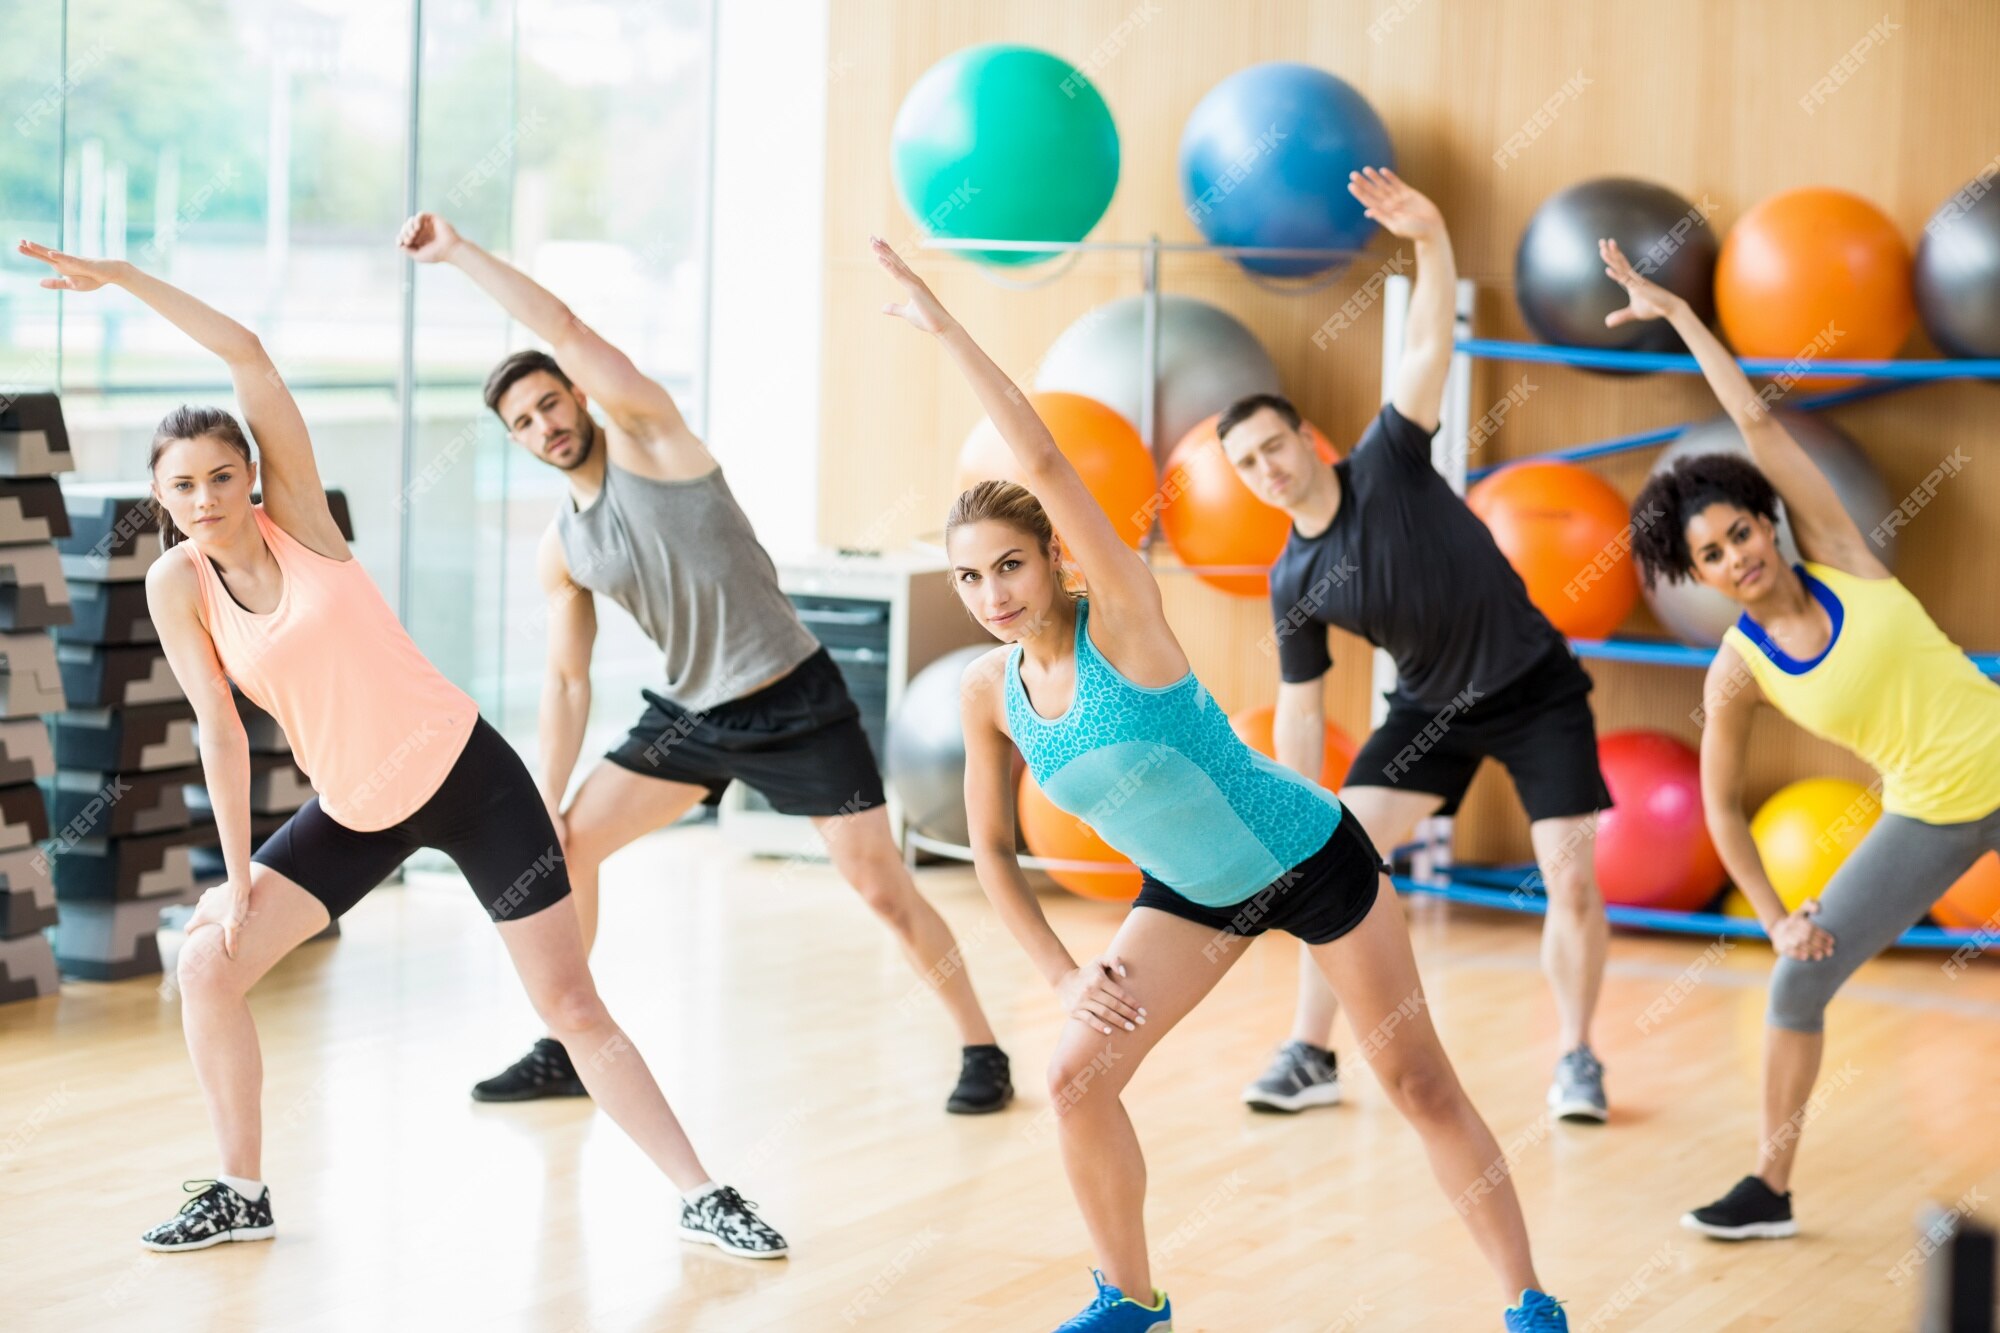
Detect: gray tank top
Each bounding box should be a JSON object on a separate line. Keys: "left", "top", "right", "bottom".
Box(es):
{"left": 557, "top": 460, "right": 819, "bottom": 711}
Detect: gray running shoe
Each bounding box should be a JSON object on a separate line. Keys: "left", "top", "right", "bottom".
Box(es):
{"left": 1548, "top": 1045, "right": 1608, "bottom": 1122}
{"left": 1241, "top": 1040, "right": 1341, "bottom": 1113}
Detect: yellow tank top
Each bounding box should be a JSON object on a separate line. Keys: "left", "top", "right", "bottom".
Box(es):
{"left": 1722, "top": 562, "right": 2000, "bottom": 825}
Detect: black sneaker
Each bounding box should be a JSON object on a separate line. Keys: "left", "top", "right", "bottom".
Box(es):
{"left": 471, "top": 1037, "right": 588, "bottom": 1102}
{"left": 947, "top": 1044, "right": 1014, "bottom": 1114}
{"left": 678, "top": 1185, "right": 789, "bottom": 1259}
{"left": 1682, "top": 1175, "right": 1798, "bottom": 1240}
{"left": 140, "top": 1179, "right": 275, "bottom": 1252}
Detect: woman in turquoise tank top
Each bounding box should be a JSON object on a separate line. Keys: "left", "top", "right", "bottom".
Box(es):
{"left": 875, "top": 239, "right": 1568, "bottom": 1333}
{"left": 1607, "top": 239, "right": 2000, "bottom": 1244}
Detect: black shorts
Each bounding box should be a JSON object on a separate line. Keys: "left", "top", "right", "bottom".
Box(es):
{"left": 604, "top": 648, "right": 887, "bottom": 818}
{"left": 1132, "top": 812, "right": 1386, "bottom": 946}
{"left": 252, "top": 716, "right": 570, "bottom": 923}
{"left": 1349, "top": 641, "right": 1612, "bottom": 821}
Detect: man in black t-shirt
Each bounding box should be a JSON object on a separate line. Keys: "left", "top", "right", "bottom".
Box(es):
{"left": 1219, "top": 167, "right": 1613, "bottom": 1124}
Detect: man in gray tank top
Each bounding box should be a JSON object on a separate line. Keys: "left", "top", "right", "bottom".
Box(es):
{"left": 401, "top": 213, "right": 1011, "bottom": 1115}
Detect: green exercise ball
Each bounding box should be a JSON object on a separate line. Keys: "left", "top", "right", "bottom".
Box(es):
{"left": 891, "top": 44, "right": 1119, "bottom": 266}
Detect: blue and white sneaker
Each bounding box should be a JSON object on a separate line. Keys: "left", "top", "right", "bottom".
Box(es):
{"left": 1505, "top": 1289, "right": 1568, "bottom": 1331}
{"left": 1054, "top": 1270, "right": 1172, "bottom": 1331}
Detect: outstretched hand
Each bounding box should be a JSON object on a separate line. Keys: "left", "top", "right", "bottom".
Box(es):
{"left": 397, "top": 212, "right": 462, "bottom": 264}
{"left": 871, "top": 236, "right": 955, "bottom": 336}
{"left": 16, "top": 238, "right": 120, "bottom": 292}
{"left": 1599, "top": 237, "right": 1685, "bottom": 326}
{"left": 1347, "top": 167, "right": 1443, "bottom": 241}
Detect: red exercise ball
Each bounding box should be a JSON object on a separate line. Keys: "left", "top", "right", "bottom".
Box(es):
{"left": 959, "top": 391, "right": 1157, "bottom": 549}
{"left": 1160, "top": 414, "right": 1337, "bottom": 597}
{"left": 1593, "top": 730, "right": 1725, "bottom": 911}
{"left": 1016, "top": 768, "right": 1141, "bottom": 902}
{"left": 1715, "top": 187, "right": 1914, "bottom": 391}
{"left": 1466, "top": 459, "right": 1637, "bottom": 639}
{"left": 1933, "top": 852, "right": 2000, "bottom": 938}
{"left": 1228, "top": 703, "right": 1357, "bottom": 790}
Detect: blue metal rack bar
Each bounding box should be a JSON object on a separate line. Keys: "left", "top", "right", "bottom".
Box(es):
{"left": 1455, "top": 337, "right": 2000, "bottom": 380}
{"left": 1395, "top": 866, "right": 1993, "bottom": 951}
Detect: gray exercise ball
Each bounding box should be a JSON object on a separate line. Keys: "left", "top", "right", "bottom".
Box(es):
{"left": 886, "top": 645, "right": 993, "bottom": 846}
{"left": 1034, "top": 294, "right": 1281, "bottom": 455}
{"left": 1515, "top": 178, "right": 1718, "bottom": 356}
{"left": 1916, "top": 181, "right": 2000, "bottom": 358}
{"left": 1642, "top": 411, "right": 1895, "bottom": 646}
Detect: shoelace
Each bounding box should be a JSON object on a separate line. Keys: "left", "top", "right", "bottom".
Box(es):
{"left": 1515, "top": 1292, "right": 1567, "bottom": 1328}
{"left": 1056, "top": 1272, "right": 1122, "bottom": 1328}
{"left": 708, "top": 1187, "right": 770, "bottom": 1235}
{"left": 175, "top": 1179, "right": 227, "bottom": 1217}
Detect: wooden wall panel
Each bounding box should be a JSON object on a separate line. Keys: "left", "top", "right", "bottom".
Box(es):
{"left": 819, "top": 0, "right": 2000, "bottom": 863}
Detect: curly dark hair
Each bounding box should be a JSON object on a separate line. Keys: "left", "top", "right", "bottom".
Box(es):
{"left": 1630, "top": 452, "right": 1781, "bottom": 589}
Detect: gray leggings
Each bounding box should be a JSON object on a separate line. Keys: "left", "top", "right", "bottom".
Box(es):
{"left": 1769, "top": 801, "right": 2000, "bottom": 1033}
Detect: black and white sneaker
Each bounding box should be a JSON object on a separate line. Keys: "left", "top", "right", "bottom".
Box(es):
{"left": 140, "top": 1179, "right": 275, "bottom": 1252}
{"left": 1682, "top": 1175, "right": 1798, "bottom": 1240}
{"left": 471, "top": 1037, "right": 588, "bottom": 1102}
{"left": 679, "top": 1185, "right": 790, "bottom": 1259}
{"left": 946, "top": 1044, "right": 1014, "bottom": 1114}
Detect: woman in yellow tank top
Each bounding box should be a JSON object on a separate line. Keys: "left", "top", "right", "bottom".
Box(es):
{"left": 1605, "top": 239, "right": 2000, "bottom": 1244}
{"left": 19, "top": 239, "right": 788, "bottom": 1260}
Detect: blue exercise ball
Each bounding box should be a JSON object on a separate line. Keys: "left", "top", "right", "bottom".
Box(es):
{"left": 1178, "top": 62, "right": 1393, "bottom": 277}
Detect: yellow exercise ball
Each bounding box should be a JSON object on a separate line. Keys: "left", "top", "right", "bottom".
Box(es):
{"left": 1722, "top": 777, "right": 1880, "bottom": 918}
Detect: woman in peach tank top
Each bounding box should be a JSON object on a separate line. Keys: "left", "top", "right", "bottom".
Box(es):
{"left": 20, "top": 239, "right": 788, "bottom": 1260}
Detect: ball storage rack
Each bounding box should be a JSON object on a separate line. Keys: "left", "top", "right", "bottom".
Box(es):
{"left": 906, "top": 234, "right": 2000, "bottom": 951}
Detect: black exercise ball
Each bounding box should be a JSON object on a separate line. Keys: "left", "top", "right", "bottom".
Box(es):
{"left": 1916, "top": 179, "right": 2000, "bottom": 358}
{"left": 1515, "top": 177, "right": 1718, "bottom": 358}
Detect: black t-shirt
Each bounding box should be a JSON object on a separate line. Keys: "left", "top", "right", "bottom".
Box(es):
{"left": 1268, "top": 404, "right": 1563, "bottom": 710}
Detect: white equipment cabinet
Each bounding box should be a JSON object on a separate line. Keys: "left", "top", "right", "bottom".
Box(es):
{"left": 718, "top": 548, "right": 987, "bottom": 858}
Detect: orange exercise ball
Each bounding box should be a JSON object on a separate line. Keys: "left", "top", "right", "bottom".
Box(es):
{"left": 1715, "top": 188, "right": 1914, "bottom": 391}
{"left": 1016, "top": 768, "right": 1142, "bottom": 902}
{"left": 1466, "top": 459, "right": 1637, "bottom": 639}
{"left": 1932, "top": 851, "right": 2000, "bottom": 938}
{"left": 1227, "top": 703, "right": 1357, "bottom": 790}
{"left": 1160, "top": 414, "right": 1336, "bottom": 596}
{"left": 958, "top": 391, "right": 1157, "bottom": 549}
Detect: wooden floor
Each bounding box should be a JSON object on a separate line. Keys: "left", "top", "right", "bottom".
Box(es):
{"left": 4, "top": 825, "right": 1998, "bottom": 1332}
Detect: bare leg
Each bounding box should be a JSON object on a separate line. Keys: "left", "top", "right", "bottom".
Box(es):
{"left": 559, "top": 760, "right": 710, "bottom": 956}
{"left": 1047, "top": 909, "right": 1249, "bottom": 1299}
{"left": 1285, "top": 787, "right": 1441, "bottom": 1047}
{"left": 1310, "top": 878, "right": 1542, "bottom": 1302}
{"left": 497, "top": 899, "right": 709, "bottom": 1190}
{"left": 814, "top": 806, "right": 996, "bottom": 1046}
{"left": 1757, "top": 1027, "right": 1825, "bottom": 1193}
{"left": 1528, "top": 813, "right": 1607, "bottom": 1052}
{"left": 174, "top": 866, "right": 333, "bottom": 1178}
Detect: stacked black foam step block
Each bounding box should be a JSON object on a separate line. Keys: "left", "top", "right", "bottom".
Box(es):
{"left": 44, "top": 481, "right": 353, "bottom": 979}
{"left": 46, "top": 483, "right": 197, "bottom": 979}
{"left": 0, "top": 392, "right": 70, "bottom": 1002}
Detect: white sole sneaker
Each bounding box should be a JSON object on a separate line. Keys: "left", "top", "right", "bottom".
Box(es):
{"left": 1548, "top": 1095, "right": 1608, "bottom": 1123}
{"left": 678, "top": 1224, "right": 789, "bottom": 1260}
{"left": 141, "top": 1224, "right": 275, "bottom": 1253}
{"left": 1679, "top": 1213, "right": 1798, "bottom": 1240}
{"left": 1243, "top": 1079, "right": 1343, "bottom": 1113}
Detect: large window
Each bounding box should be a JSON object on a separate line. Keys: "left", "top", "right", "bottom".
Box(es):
{"left": 1, "top": 0, "right": 713, "bottom": 758}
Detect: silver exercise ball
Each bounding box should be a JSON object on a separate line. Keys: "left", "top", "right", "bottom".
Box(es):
{"left": 1643, "top": 411, "right": 1895, "bottom": 646}
{"left": 885, "top": 645, "right": 993, "bottom": 846}
{"left": 1515, "top": 177, "right": 1718, "bottom": 356}
{"left": 1916, "top": 180, "right": 2000, "bottom": 358}
{"left": 1034, "top": 294, "right": 1281, "bottom": 456}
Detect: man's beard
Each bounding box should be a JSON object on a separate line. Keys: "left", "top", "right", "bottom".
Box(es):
{"left": 553, "top": 414, "right": 597, "bottom": 471}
